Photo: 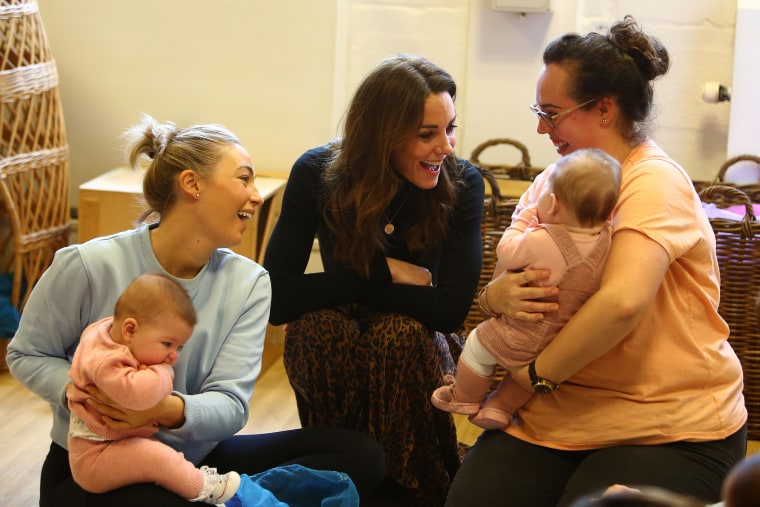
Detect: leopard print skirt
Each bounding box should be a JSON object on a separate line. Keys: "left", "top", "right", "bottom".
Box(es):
{"left": 284, "top": 304, "right": 464, "bottom": 507}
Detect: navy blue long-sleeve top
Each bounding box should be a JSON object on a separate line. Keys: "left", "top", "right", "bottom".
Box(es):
{"left": 263, "top": 144, "right": 484, "bottom": 334}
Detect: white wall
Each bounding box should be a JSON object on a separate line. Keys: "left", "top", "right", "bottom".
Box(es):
{"left": 36, "top": 0, "right": 738, "bottom": 204}
{"left": 36, "top": 0, "right": 339, "bottom": 200}
{"left": 461, "top": 0, "right": 737, "bottom": 181}
{"left": 728, "top": 0, "right": 760, "bottom": 157}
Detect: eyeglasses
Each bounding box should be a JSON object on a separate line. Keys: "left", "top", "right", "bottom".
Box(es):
{"left": 528, "top": 97, "right": 600, "bottom": 129}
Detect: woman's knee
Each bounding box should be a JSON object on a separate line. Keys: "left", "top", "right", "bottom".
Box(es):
{"left": 447, "top": 431, "right": 569, "bottom": 507}
{"left": 339, "top": 430, "right": 386, "bottom": 495}
{"left": 284, "top": 309, "right": 357, "bottom": 363}
{"left": 288, "top": 309, "right": 355, "bottom": 335}
{"left": 366, "top": 313, "right": 430, "bottom": 350}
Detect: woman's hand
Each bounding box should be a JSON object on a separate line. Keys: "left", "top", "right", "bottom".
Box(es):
{"left": 83, "top": 384, "right": 185, "bottom": 430}
{"left": 487, "top": 268, "right": 559, "bottom": 321}
{"left": 386, "top": 257, "right": 432, "bottom": 286}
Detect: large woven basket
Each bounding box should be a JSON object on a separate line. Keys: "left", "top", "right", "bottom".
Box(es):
{"left": 463, "top": 166, "right": 520, "bottom": 335}
{"left": 699, "top": 184, "right": 760, "bottom": 439}
{"left": 464, "top": 138, "right": 540, "bottom": 334}
{"left": 461, "top": 167, "right": 520, "bottom": 384}
{"left": 0, "top": 0, "right": 70, "bottom": 311}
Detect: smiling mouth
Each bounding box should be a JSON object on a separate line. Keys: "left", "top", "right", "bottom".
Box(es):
{"left": 237, "top": 211, "right": 253, "bottom": 220}
{"left": 421, "top": 161, "right": 442, "bottom": 173}
{"left": 552, "top": 140, "right": 568, "bottom": 153}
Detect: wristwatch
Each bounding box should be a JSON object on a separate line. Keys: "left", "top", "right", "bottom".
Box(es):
{"left": 529, "top": 360, "right": 559, "bottom": 394}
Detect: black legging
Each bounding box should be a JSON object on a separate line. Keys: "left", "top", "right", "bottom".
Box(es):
{"left": 40, "top": 427, "right": 385, "bottom": 506}
{"left": 446, "top": 424, "right": 747, "bottom": 507}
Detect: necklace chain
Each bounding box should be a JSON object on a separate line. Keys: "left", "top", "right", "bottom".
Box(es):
{"left": 384, "top": 192, "right": 409, "bottom": 235}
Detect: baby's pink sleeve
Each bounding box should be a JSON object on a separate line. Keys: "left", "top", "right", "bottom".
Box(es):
{"left": 95, "top": 361, "right": 175, "bottom": 411}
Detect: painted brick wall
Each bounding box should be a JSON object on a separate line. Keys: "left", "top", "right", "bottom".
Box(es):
{"left": 342, "top": 0, "right": 737, "bottom": 180}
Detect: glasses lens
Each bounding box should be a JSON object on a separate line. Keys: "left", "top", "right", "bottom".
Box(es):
{"left": 540, "top": 112, "right": 555, "bottom": 129}
{"left": 529, "top": 105, "right": 555, "bottom": 129}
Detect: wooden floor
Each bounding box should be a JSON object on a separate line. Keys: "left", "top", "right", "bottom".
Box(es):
{"left": 0, "top": 356, "right": 481, "bottom": 506}
{"left": 2, "top": 357, "right": 756, "bottom": 506}
{"left": 1, "top": 366, "right": 52, "bottom": 507}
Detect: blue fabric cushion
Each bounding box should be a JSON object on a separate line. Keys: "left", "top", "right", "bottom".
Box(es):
{"left": 0, "top": 273, "right": 20, "bottom": 337}
{"left": 225, "top": 476, "right": 286, "bottom": 507}
{"left": 225, "top": 464, "right": 359, "bottom": 507}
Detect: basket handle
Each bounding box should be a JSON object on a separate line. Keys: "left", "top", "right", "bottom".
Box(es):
{"left": 470, "top": 138, "right": 533, "bottom": 180}
{"left": 476, "top": 165, "right": 503, "bottom": 199}
{"left": 475, "top": 165, "right": 505, "bottom": 218}
{"left": 715, "top": 154, "right": 760, "bottom": 183}
{"left": 699, "top": 184, "right": 755, "bottom": 238}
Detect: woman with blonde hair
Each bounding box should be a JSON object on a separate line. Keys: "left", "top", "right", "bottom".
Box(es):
{"left": 8, "top": 115, "right": 385, "bottom": 506}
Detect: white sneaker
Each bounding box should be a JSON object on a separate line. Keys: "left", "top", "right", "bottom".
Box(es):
{"left": 193, "top": 466, "right": 241, "bottom": 505}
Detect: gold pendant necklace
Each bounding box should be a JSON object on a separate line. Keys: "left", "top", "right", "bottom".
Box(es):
{"left": 384, "top": 192, "right": 409, "bottom": 235}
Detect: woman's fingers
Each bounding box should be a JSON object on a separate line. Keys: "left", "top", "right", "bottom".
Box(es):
{"left": 86, "top": 397, "right": 126, "bottom": 421}
{"left": 511, "top": 268, "right": 551, "bottom": 286}
{"left": 84, "top": 384, "right": 112, "bottom": 404}
{"left": 498, "top": 269, "right": 559, "bottom": 319}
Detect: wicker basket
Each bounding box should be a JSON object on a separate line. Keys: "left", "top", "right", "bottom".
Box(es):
{"left": 0, "top": 0, "right": 70, "bottom": 311}
{"left": 699, "top": 184, "right": 760, "bottom": 439}
{"left": 470, "top": 138, "right": 544, "bottom": 182}
{"left": 464, "top": 137, "right": 541, "bottom": 333}
{"left": 463, "top": 166, "right": 520, "bottom": 335}
{"left": 693, "top": 154, "right": 760, "bottom": 203}
{"left": 460, "top": 167, "right": 521, "bottom": 384}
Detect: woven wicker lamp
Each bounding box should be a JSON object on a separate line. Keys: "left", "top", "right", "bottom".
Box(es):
{"left": 0, "top": 0, "right": 70, "bottom": 312}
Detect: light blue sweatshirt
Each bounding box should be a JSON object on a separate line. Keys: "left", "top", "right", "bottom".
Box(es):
{"left": 7, "top": 225, "right": 270, "bottom": 464}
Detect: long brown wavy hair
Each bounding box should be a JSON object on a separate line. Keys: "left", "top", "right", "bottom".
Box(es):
{"left": 322, "top": 54, "right": 463, "bottom": 277}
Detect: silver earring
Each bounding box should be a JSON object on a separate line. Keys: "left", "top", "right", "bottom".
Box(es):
{"left": 601, "top": 118, "right": 608, "bottom": 125}
{"left": 195, "top": 192, "right": 200, "bottom": 199}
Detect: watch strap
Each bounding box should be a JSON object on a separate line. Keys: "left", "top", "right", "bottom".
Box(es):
{"left": 529, "top": 360, "right": 559, "bottom": 394}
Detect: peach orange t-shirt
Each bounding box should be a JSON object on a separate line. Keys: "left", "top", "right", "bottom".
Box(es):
{"left": 505, "top": 140, "right": 747, "bottom": 449}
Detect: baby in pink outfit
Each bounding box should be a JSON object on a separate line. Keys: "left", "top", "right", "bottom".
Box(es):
{"left": 432, "top": 148, "right": 621, "bottom": 429}
{"left": 67, "top": 272, "right": 240, "bottom": 504}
